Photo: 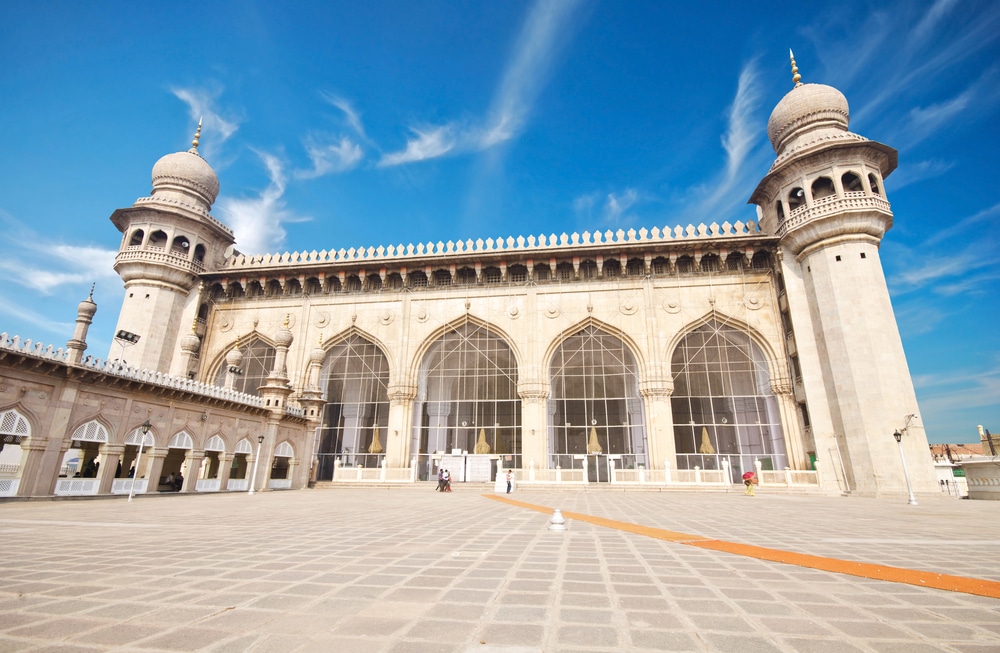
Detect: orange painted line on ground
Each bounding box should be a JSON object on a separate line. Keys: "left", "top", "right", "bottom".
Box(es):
{"left": 484, "top": 494, "right": 1000, "bottom": 600}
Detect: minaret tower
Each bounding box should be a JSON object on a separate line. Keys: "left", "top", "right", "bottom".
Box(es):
{"left": 109, "top": 121, "right": 235, "bottom": 373}
{"left": 749, "top": 52, "right": 937, "bottom": 497}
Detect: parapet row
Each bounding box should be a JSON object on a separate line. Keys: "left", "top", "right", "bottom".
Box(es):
{"left": 0, "top": 333, "right": 263, "bottom": 408}
{"left": 222, "top": 220, "right": 763, "bottom": 270}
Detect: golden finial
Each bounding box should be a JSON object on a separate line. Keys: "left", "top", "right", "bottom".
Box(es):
{"left": 88, "top": 283, "right": 95, "bottom": 300}
{"left": 191, "top": 317, "right": 198, "bottom": 333}
{"left": 318, "top": 332, "right": 324, "bottom": 346}
{"left": 191, "top": 117, "right": 203, "bottom": 151}
{"left": 789, "top": 49, "right": 802, "bottom": 87}
{"left": 284, "top": 313, "right": 291, "bottom": 329}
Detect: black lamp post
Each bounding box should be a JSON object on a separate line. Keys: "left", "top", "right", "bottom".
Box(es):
{"left": 893, "top": 429, "right": 918, "bottom": 505}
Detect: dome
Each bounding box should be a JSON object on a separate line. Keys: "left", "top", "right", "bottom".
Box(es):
{"left": 767, "top": 83, "right": 850, "bottom": 153}
{"left": 225, "top": 348, "right": 244, "bottom": 368}
{"left": 275, "top": 328, "right": 294, "bottom": 348}
{"left": 76, "top": 295, "right": 97, "bottom": 319}
{"left": 150, "top": 149, "right": 220, "bottom": 208}
{"left": 180, "top": 331, "right": 201, "bottom": 353}
{"left": 310, "top": 345, "right": 326, "bottom": 365}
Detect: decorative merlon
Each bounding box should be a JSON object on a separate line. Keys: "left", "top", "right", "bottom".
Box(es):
{"left": 221, "top": 220, "right": 761, "bottom": 271}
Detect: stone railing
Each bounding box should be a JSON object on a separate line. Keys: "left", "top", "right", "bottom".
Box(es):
{"left": 778, "top": 195, "right": 891, "bottom": 238}
{"left": 221, "top": 220, "right": 763, "bottom": 271}
{"left": 0, "top": 333, "right": 264, "bottom": 408}
{"left": 115, "top": 247, "right": 206, "bottom": 274}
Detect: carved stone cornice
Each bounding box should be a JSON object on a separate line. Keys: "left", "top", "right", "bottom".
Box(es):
{"left": 639, "top": 378, "right": 674, "bottom": 399}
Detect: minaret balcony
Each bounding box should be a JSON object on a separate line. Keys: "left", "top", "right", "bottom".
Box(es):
{"left": 777, "top": 193, "right": 891, "bottom": 239}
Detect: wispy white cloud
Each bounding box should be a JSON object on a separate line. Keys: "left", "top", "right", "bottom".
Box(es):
{"left": 0, "top": 291, "right": 75, "bottom": 336}
{"left": 320, "top": 93, "right": 368, "bottom": 141}
{"left": 913, "top": 0, "right": 960, "bottom": 42}
{"left": 925, "top": 202, "right": 1000, "bottom": 246}
{"left": 379, "top": 126, "right": 456, "bottom": 167}
{"left": 885, "top": 159, "right": 955, "bottom": 191}
{"left": 682, "top": 59, "right": 768, "bottom": 221}
{"left": 604, "top": 190, "right": 639, "bottom": 224}
{"left": 912, "top": 363, "right": 1000, "bottom": 438}
{"left": 382, "top": 0, "right": 585, "bottom": 167}
{"left": 481, "top": 0, "right": 585, "bottom": 148}
{"left": 216, "top": 151, "right": 307, "bottom": 254}
{"left": 170, "top": 85, "right": 240, "bottom": 160}
{"left": 0, "top": 212, "right": 118, "bottom": 294}
{"left": 295, "top": 135, "right": 363, "bottom": 179}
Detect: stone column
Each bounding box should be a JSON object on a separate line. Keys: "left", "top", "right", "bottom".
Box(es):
{"left": 15, "top": 439, "right": 51, "bottom": 497}
{"left": 518, "top": 384, "right": 549, "bottom": 471}
{"left": 217, "top": 452, "right": 234, "bottom": 490}
{"left": 97, "top": 444, "right": 124, "bottom": 495}
{"left": 145, "top": 448, "right": 168, "bottom": 489}
{"left": 640, "top": 378, "right": 675, "bottom": 471}
{"left": 183, "top": 451, "right": 205, "bottom": 492}
{"left": 771, "top": 378, "right": 806, "bottom": 469}
{"left": 386, "top": 383, "right": 417, "bottom": 468}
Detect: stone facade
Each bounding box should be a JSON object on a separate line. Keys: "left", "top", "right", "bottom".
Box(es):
{"left": 0, "top": 62, "right": 939, "bottom": 498}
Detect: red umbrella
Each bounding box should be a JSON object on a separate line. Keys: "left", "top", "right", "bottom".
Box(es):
{"left": 742, "top": 471, "right": 755, "bottom": 480}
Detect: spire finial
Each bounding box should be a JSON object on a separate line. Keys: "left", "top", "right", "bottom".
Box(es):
{"left": 191, "top": 117, "right": 203, "bottom": 152}
{"left": 284, "top": 313, "right": 291, "bottom": 329}
{"left": 789, "top": 49, "right": 802, "bottom": 87}
{"left": 88, "top": 283, "right": 95, "bottom": 300}
{"left": 191, "top": 317, "right": 198, "bottom": 333}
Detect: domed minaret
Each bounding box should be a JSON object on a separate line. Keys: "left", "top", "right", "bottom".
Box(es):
{"left": 750, "top": 52, "right": 937, "bottom": 497}
{"left": 108, "top": 121, "right": 235, "bottom": 374}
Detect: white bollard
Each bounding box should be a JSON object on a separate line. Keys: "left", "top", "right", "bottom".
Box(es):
{"left": 548, "top": 509, "right": 567, "bottom": 531}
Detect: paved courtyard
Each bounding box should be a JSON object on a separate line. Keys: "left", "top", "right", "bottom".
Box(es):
{"left": 1, "top": 487, "right": 999, "bottom": 653}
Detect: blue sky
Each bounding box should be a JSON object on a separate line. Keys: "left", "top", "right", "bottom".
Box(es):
{"left": 0, "top": 0, "right": 997, "bottom": 443}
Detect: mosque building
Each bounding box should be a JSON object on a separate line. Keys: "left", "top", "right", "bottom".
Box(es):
{"left": 0, "top": 57, "right": 938, "bottom": 498}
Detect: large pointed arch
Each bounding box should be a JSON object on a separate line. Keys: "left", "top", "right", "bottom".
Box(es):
{"left": 315, "top": 331, "right": 392, "bottom": 480}
{"left": 211, "top": 333, "right": 278, "bottom": 396}
{"left": 411, "top": 316, "right": 521, "bottom": 467}
{"left": 408, "top": 314, "right": 523, "bottom": 379}
{"left": 547, "top": 323, "right": 648, "bottom": 476}
{"left": 668, "top": 317, "right": 788, "bottom": 479}
{"left": 543, "top": 317, "right": 648, "bottom": 381}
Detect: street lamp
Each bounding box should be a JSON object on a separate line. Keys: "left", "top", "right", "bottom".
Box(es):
{"left": 248, "top": 434, "right": 265, "bottom": 495}
{"left": 127, "top": 419, "right": 152, "bottom": 503}
{"left": 114, "top": 330, "right": 141, "bottom": 369}
{"left": 893, "top": 429, "right": 918, "bottom": 506}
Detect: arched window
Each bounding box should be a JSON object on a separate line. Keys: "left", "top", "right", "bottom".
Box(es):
{"left": 603, "top": 259, "right": 621, "bottom": 278}
{"left": 385, "top": 273, "right": 404, "bottom": 290}
{"left": 508, "top": 264, "right": 528, "bottom": 283}
{"left": 549, "top": 325, "right": 647, "bottom": 480}
{"left": 651, "top": 257, "right": 669, "bottom": 276}
{"left": 676, "top": 255, "right": 695, "bottom": 273}
{"left": 626, "top": 258, "right": 645, "bottom": 277}
{"left": 811, "top": 176, "right": 835, "bottom": 200}
{"left": 670, "top": 319, "right": 787, "bottom": 479}
{"left": 726, "top": 253, "right": 746, "bottom": 271}
{"left": 305, "top": 277, "right": 324, "bottom": 294}
{"left": 556, "top": 262, "right": 574, "bottom": 281}
{"left": 433, "top": 270, "right": 453, "bottom": 286}
{"left": 266, "top": 280, "right": 283, "bottom": 296}
{"left": 286, "top": 279, "right": 303, "bottom": 295}
{"left": 170, "top": 235, "right": 190, "bottom": 256}
{"left": 842, "top": 171, "right": 863, "bottom": 193}
{"left": 580, "top": 260, "right": 598, "bottom": 279}
{"left": 868, "top": 173, "right": 882, "bottom": 196}
{"left": 128, "top": 230, "right": 144, "bottom": 247}
{"left": 246, "top": 281, "right": 264, "bottom": 298}
{"left": 409, "top": 270, "right": 428, "bottom": 288}
{"left": 413, "top": 322, "right": 521, "bottom": 474}
{"left": 750, "top": 251, "right": 772, "bottom": 270}
{"left": 345, "top": 275, "right": 362, "bottom": 293}
{"left": 148, "top": 230, "right": 167, "bottom": 248}
{"left": 193, "top": 243, "right": 206, "bottom": 263}
{"left": 315, "top": 335, "right": 390, "bottom": 481}
{"left": 456, "top": 267, "right": 477, "bottom": 285}
{"left": 483, "top": 267, "right": 502, "bottom": 284}
{"left": 700, "top": 254, "right": 721, "bottom": 272}
{"left": 213, "top": 337, "right": 277, "bottom": 396}
{"left": 535, "top": 265, "right": 552, "bottom": 282}
{"left": 775, "top": 201, "right": 785, "bottom": 222}
{"left": 788, "top": 187, "right": 806, "bottom": 211}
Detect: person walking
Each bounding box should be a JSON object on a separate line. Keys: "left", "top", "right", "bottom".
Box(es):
{"left": 443, "top": 469, "right": 452, "bottom": 492}
{"left": 505, "top": 470, "right": 513, "bottom": 494}
{"left": 436, "top": 467, "right": 444, "bottom": 492}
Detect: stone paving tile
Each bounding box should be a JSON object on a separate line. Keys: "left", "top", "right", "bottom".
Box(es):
{"left": 1, "top": 489, "right": 1000, "bottom": 652}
